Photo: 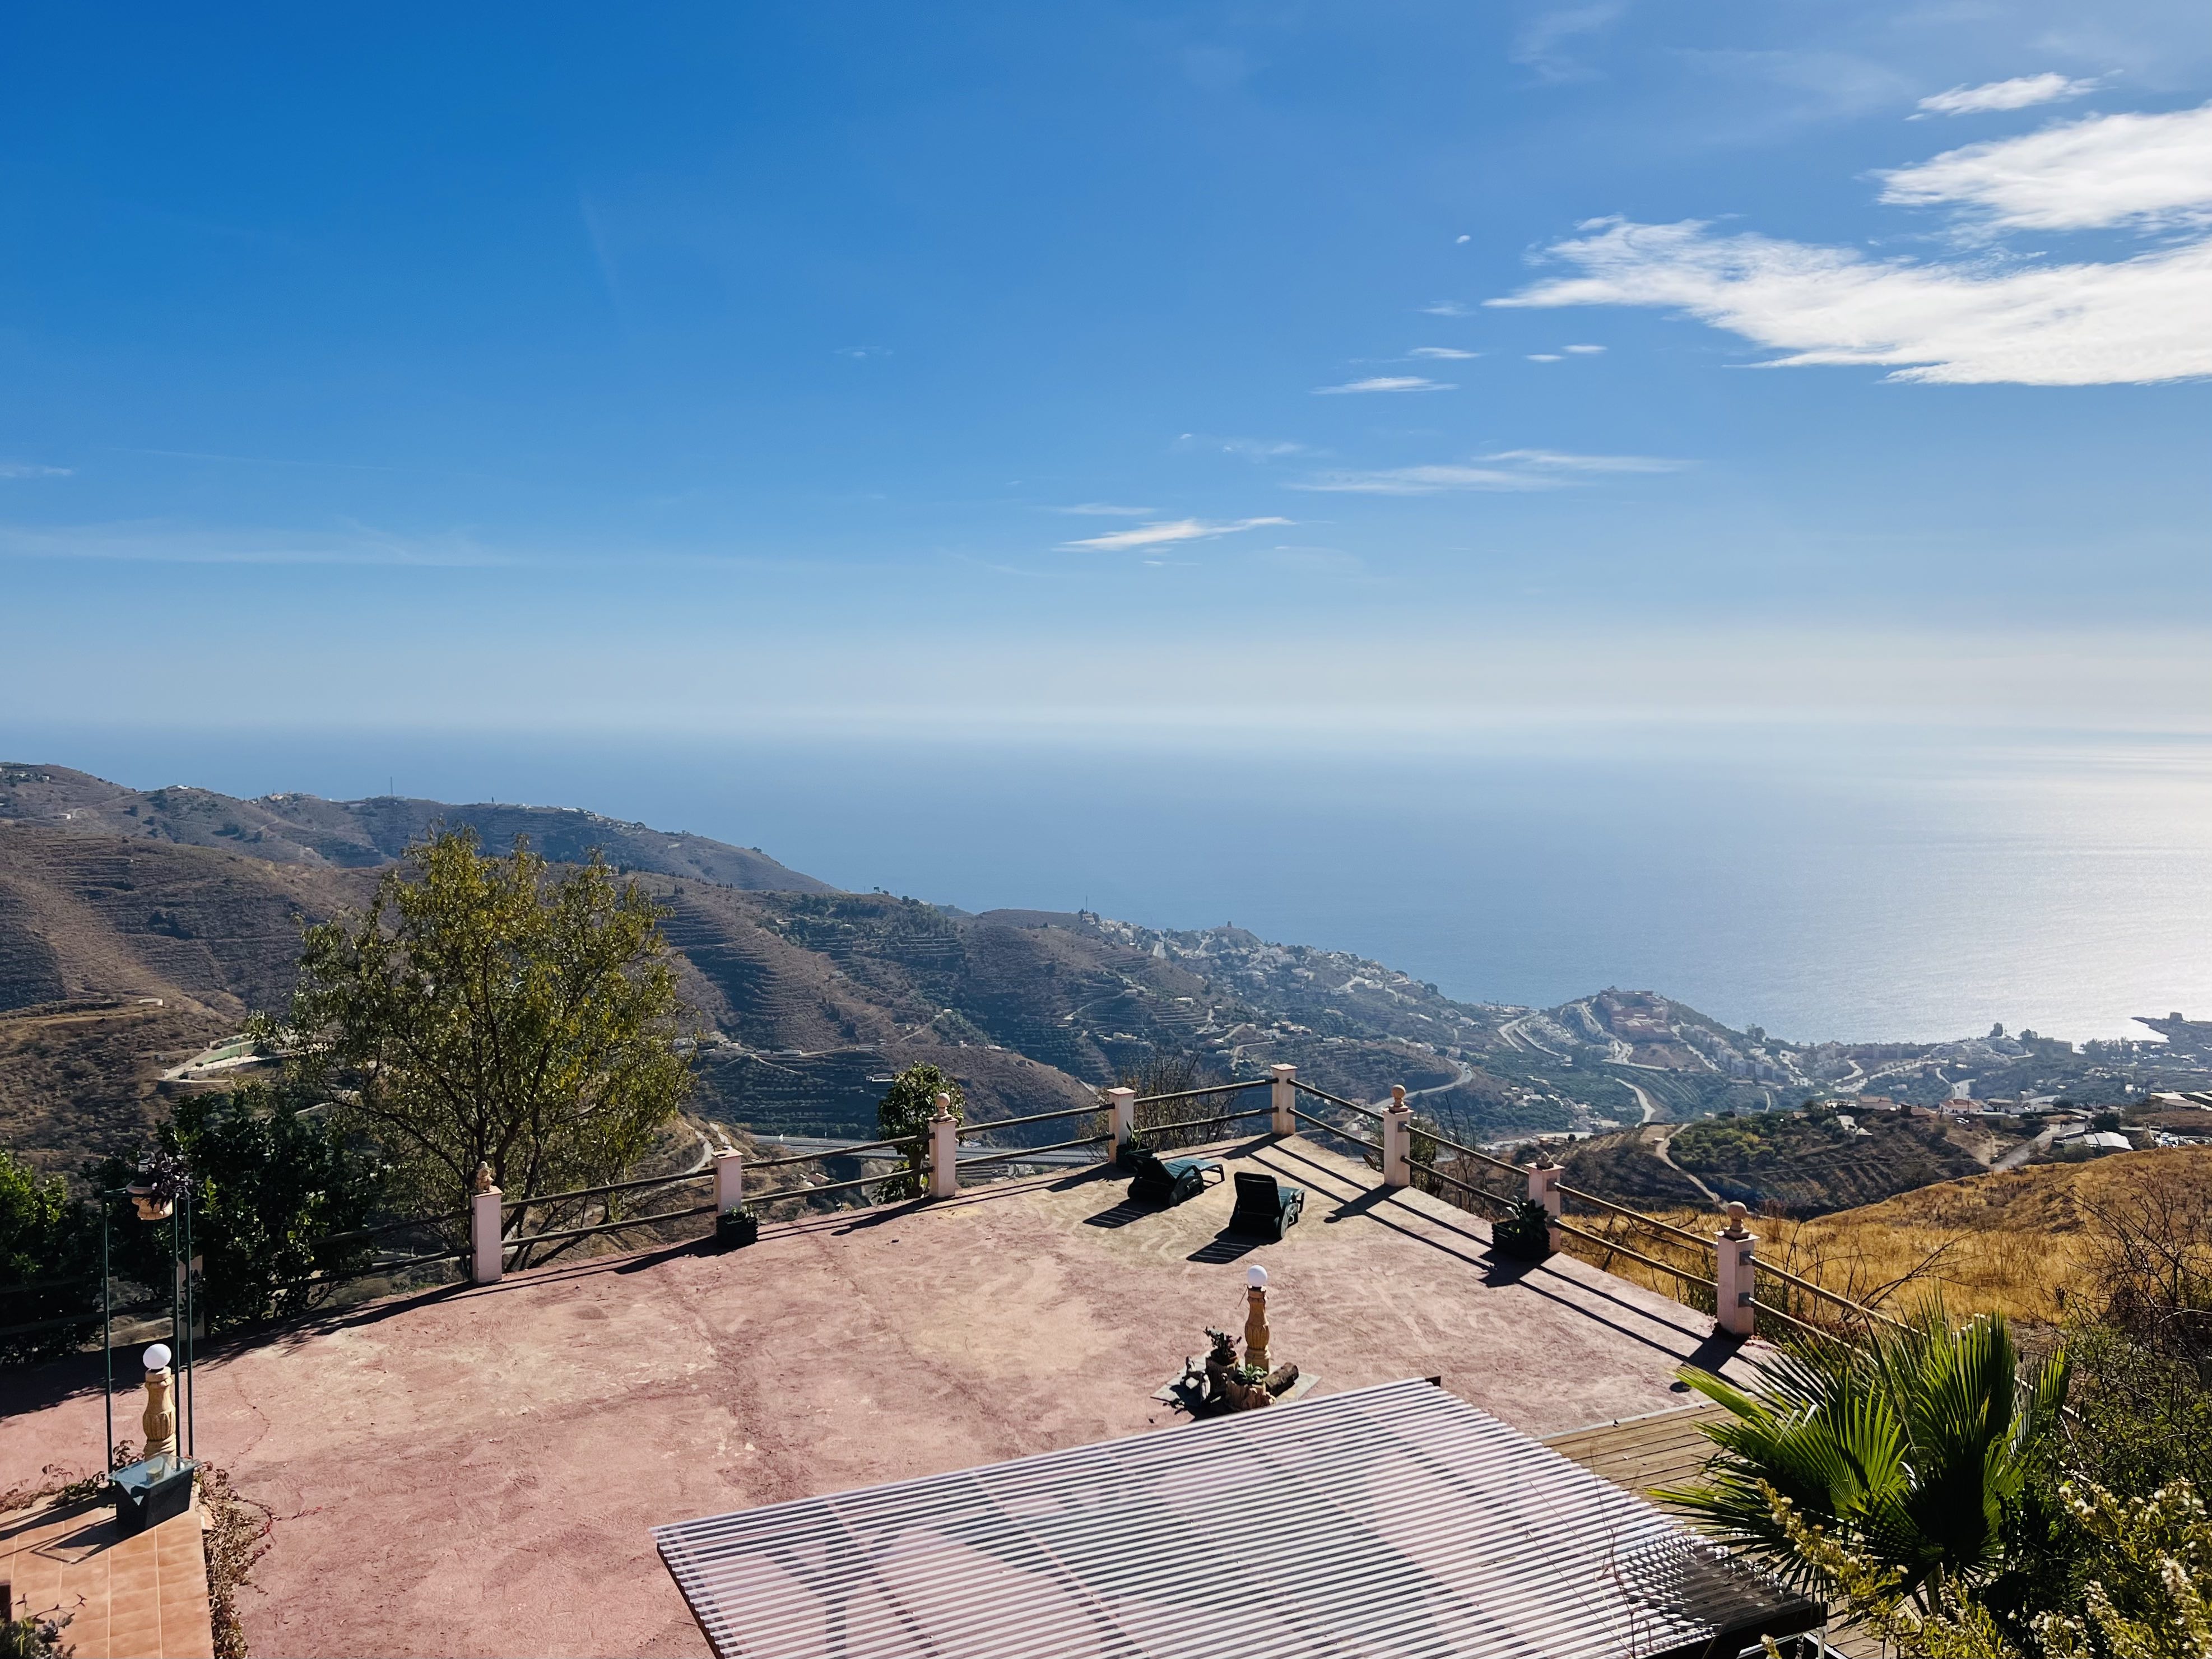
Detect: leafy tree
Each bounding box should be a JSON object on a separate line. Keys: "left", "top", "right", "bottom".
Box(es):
{"left": 287, "top": 829, "right": 692, "bottom": 1220}
{"left": 875, "top": 1063, "right": 961, "bottom": 1200}
{"left": 0, "top": 1149, "right": 99, "bottom": 1364}
{"left": 85, "top": 1083, "right": 391, "bottom": 1334}
{"left": 1660, "top": 1308, "right": 2070, "bottom": 1612}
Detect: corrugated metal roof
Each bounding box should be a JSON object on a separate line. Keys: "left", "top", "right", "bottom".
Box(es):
{"left": 654, "top": 1378, "right": 1822, "bottom": 1659}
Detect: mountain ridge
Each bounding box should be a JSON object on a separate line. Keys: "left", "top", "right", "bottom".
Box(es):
{"left": 4, "top": 764, "right": 2208, "bottom": 1173}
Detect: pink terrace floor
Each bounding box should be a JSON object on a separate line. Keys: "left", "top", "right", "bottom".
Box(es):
{"left": 1, "top": 1135, "right": 1760, "bottom": 1658}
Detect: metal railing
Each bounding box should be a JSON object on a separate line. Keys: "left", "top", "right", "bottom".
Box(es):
{"left": 1291, "top": 1080, "right": 1383, "bottom": 1118}
{"left": 1131, "top": 1079, "right": 1268, "bottom": 1106}
{"left": 956, "top": 1103, "right": 1104, "bottom": 1139}
{"left": 1291, "top": 1106, "right": 1382, "bottom": 1156}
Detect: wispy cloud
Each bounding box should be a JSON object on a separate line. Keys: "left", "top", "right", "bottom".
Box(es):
{"left": 1879, "top": 101, "right": 2212, "bottom": 232}
{"left": 1512, "top": 1, "right": 1628, "bottom": 84}
{"left": 0, "top": 520, "right": 513, "bottom": 566}
{"left": 1313, "top": 375, "right": 1454, "bottom": 394}
{"left": 1298, "top": 449, "right": 1680, "bottom": 494}
{"left": 1409, "top": 346, "right": 1479, "bottom": 360}
{"left": 1177, "top": 435, "right": 1311, "bottom": 462}
{"left": 1054, "top": 502, "right": 1155, "bottom": 517}
{"left": 1914, "top": 73, "right": 2103, "bottom": 118}
{"left": 1059, "top": 515, "right": 1292, "bottom": 552}
{"left": 1486, "top": 449, "right": 1680, "bottom": 472}
{"left": 0, "top": 462, "right": 72, "bottom": 478}
{"left": 1527, "top": 354, "right": 1564, "bottom": 362}
{"left": 1420, "top": 301, "right": 1474, "bottom": 317}
{"left": 1493, "top": 102, "right": 2212, "bottom": 385}
{"left": 1564, "top": 343, "right": 1606, "bottom": 354}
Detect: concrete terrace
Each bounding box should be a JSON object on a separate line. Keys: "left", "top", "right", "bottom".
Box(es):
{"left": 1, "top": 1133, "right": 1759, "bottom": 1659}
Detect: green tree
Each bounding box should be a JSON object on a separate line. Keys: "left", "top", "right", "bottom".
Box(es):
{"left": 1660, "top": 1309, "right": 2070, "bottom": 1613}
{"left": 287, "top": 829, "right": 692, "bottom": 1221}
{"left": 875, "top": 1063, "right": 961, "bottom": 1201}
{"left": 0, "top": 1148, "right": 99, "bottom": 1364}
{"left": 86, "top": 1084, "right": 391, "bottom": 1332}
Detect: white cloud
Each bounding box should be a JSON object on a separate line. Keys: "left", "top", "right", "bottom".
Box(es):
{"left": 1059, "top": 515, "right": 1291, "bottom": 552}
{"left": 1313, "top": 375, "right": 1454, "bottom": 394}
{"left": 1420, "top": 301, "right": 1474, "bottom": 317}
{"left": 1527, "top": 353, "right": 1564, "bottom": 362}
{"left": 1495, "top": 218, "right": 2212, "bottom": 384}
{"left": 1409, "top": 346, "right": 1479, "bottom": 359}
{"left": 1298, "top": 466, "right": 1560, "bottom": 495}
{"left": 1494, "top": 101, "right": 2212, "bottom": 386}
{"left": 1298, "top": 449, "right": 1680, "bottom": 494}
{"left": 1054, "top": 502, "right": 1155, "bottom": 517}
{"left": 1485, "top": 449, "right": 1680, "bottom": 472}
{"left": 1915, "top": 73, "right": 2102, "bottom": 118}
{"left": 1878, "top": 101, "right": 2212, "bottom": 231}
{"left": 0, "top": 461, "right": 71, "bottom": 478}
{"left": 1564, "top": 343, "right": 1606, "bottom": 354}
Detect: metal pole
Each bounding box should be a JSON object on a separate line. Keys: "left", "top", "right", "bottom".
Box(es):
{"left": 102, "top": 1198, "right": 112, "bottom": 1472}
{"left": 182, "top": 1188, "right": 195, "bottom": 1460}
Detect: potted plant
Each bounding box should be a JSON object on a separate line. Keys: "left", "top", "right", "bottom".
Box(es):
{"left": 715, "top": 1207, "right": 759, "bottom": 1249}
{"left": 126, "top": 1150, "right": 191, "bottom": 1222}
{"left": 1493, "top": 1197, "right": 1554, "bottom": 1263}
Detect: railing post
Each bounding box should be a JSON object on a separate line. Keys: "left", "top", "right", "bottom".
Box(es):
{"left": 1382, "top": 1084, "right": 1412, "bottom": 1188}
{"left": 1106, "top": 1086, "right": 1136, "bottom": 1153}
{"left": 1715, "top": 1201, "right": 1757, "bottom": 1338}
{"left": 1526, "top": 1158, "right": 1563, "bottom": 1252}
{"left": 713, "top": 1149, "right": 745, "bottom": 1214}
{"left": 928, "top": 1093, "right": 960, "bottom": 1199}
{"left": 470, "top": 1163, "right": 503, "bottom": 1285}
{"left": 1269, "top": 1065, "right": 1295, "bottom": 1136}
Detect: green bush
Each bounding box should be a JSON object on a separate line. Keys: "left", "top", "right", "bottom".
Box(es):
{"left": 0, "top": 1148, "right": 100, "bottom": 1365}
{"left": 874, "top": 1063, "right": 963, "bottom": 1201}
{"left": 89, "top": 1082, "right": 391, "bottom": 1333}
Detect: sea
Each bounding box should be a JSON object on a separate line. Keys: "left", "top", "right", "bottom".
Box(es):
{"left": 12, "top": 724, "right": 2212, "bottom": 1048}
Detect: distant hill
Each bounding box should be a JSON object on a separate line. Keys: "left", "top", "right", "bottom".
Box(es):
{"left": 0, "top": 762, "right": 831, "bottom": 892}
{"left": 6, "top": 762, "right": 2211, "bottom": 1183}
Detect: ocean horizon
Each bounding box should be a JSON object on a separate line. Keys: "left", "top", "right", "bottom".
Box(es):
{"left": 9, "top": 722, "right": 2211, "bottom": 1050}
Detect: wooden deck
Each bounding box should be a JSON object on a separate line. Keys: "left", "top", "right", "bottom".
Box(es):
{"left": 1544, "top": 1403, "right": 1884, "bottom": 1658}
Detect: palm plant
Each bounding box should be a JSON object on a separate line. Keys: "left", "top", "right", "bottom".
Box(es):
{"left": 1658, "top": 1307, "right": 2069, "bottom": 1611}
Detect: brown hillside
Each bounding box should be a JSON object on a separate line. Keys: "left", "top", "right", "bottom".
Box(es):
{"left": 0, "top": 761, "right": 831, "bottom": 891}
{"left": 0, "top": 824, "right": 374, "bottom": 1016}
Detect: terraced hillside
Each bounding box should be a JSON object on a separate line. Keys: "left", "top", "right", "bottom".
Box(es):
{"left": 11, "top": 763, "right": 2212, "bottom": 1180}
{"left": 0, "top": 762, "right": 830, "bottom": 890}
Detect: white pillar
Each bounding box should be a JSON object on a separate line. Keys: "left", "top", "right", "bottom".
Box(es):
{"left": 1527, "top": 1159, "right": 1563, "bottom": 1251}
{"left": 928, "top": 1094, "right": 960, "bottom": 1199}
{"left": 1716, "top": 1201, "right": 1758, "bottom": 1337}
{"left": 1269, "top": 1064, "right": 1296, "bottom": 1136}
{"left": 470, "top": 1182, "right": 504, "bottom": 1285}
{"left": 1382, "top": 1084, "right": 1412, "bottom": 1188}
{"left": 1106, "top": 1086, "right": 1136, "bottom": 1150}
{"left": 713, "top": 1150, "right": 745, "bottom": 1213}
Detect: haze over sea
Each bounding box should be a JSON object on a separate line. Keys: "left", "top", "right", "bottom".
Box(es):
{"left": 15, "top": 723, "right": 2211, "bottom": 1050}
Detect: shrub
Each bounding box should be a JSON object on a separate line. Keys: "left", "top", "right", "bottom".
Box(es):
{"left": 1492, "top": 1197, "right": 1553, "bottom": 1262}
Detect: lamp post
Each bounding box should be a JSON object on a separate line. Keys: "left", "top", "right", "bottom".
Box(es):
{"left": 103, "top": 1169, "right": 194, "bottom": 1475}
{"left": 1244, "top": 1264, "right": 1271, "bottom": 1374}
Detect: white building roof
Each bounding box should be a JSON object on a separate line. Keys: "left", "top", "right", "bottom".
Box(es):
{"left": 654, "top": 1377, "right": 1820, "bottom": 1659}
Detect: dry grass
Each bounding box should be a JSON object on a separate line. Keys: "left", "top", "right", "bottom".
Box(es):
{"left": 1562, "top": 1147, "right": 2212, "bottom": 1329}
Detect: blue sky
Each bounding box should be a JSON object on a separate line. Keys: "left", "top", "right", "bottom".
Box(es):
{"left": 3, "top": 0, "right": 2209, "bottom": 749}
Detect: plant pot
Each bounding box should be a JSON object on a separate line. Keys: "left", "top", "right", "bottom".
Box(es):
{"left": 716, "top": 1211, "right": 759, "bottom": 1249}
{"left": 110, "top": 1456, "right": 197, "bottom": 1537}
{"left": 126, "top": 1185, "right": 174, "bottom": 1221}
